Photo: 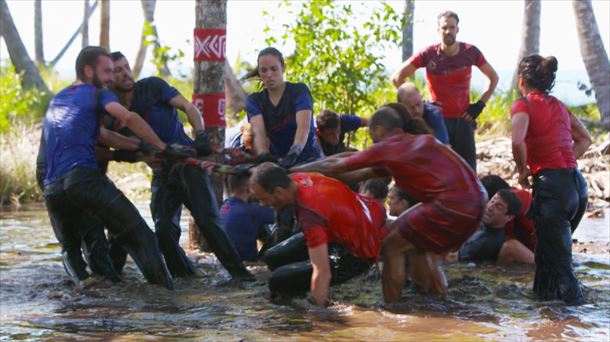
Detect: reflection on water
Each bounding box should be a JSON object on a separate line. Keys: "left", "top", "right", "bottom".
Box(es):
{"left": 1, "top": 205, "right": 609, "bottom": 341}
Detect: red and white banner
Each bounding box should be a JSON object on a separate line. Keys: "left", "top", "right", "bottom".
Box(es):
{"left": 193, "top": 28, "right": 226, "bottom": 62}
{"left": 192, "top": 92, "right": 226, "bottom": 128}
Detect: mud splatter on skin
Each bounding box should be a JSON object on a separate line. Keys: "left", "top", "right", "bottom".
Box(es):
{"left": 1, "top": 206, "right": 609, "bottom": 340}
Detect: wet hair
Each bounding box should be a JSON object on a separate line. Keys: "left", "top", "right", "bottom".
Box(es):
{"left": 361, "top": 178, "right": 389, "bottom": 200}
{"left": 228, "top": 173, "right": 250, "bottom": 194}
{"left": 517, "top": 55, "right": 558, "bottom": 93}
{"left": 380, "top": 103, "right": 432, "bottom": 135}
{"left": 250, "top": 162, "right": 292, "bottom": 193}
{"left": 75, "top": 46, "right": 111, "bottom": 81}
{"left": 244, "top": 47, "right": 285, "bottom": 79}
{"left": 496, "top": 189, "right": 521, "bottom": 217}
{"left": 110, "top": 51, "right": 126, "bottom": 62}
{"left": 438, "top": 10, "right": 459, "bottom": 25}
{"left": 316, "top": 109, "right": 340, "bottom": 130}
{"left": 392, "top": 186, "right": 418, "bottom": 207}
{"left": 480, "top": 174, "right": 510, "bottom": 199}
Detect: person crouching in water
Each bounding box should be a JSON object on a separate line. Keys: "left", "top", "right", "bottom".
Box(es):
{"left": 291, "top": 103, "right": 486, "bottom": 302}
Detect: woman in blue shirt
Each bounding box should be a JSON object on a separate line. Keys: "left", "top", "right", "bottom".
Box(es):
{"left": 246, "top": 48, "right": 321, "bottom": 167}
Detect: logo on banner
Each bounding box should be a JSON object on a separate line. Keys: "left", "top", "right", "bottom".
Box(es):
{"left": 192, "top": 93, "right": 226, "bottom": 128}
{"left": 194, "top": 28, "right": 226, "bottom": 61}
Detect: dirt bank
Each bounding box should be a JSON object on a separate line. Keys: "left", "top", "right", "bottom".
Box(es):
{"left": 477, "top": 134, "right": 610, "bottom": 213}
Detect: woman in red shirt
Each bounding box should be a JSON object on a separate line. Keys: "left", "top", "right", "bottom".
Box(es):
{"left": 511, "top": 55, "right": 592, "bottom": 305}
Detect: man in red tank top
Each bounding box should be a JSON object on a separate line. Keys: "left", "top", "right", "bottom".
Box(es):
{"left": 292, "top": 106, "right": 486, "bottom": 303}
{"left": 392, "top": 11, "right": 498, "bottom": 171}
{"left": 249, "top": 164, "right": 386, "bottom": 306}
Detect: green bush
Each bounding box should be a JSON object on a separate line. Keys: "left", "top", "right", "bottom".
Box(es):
{"left": 0, "top": 64, "right": 51, "bottom": 133}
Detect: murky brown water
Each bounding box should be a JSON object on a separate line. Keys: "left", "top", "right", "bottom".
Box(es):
{"left": 1, "top": 204, "right": 609, "bottom": 341}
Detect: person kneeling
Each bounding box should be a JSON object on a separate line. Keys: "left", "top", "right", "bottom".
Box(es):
{"left": 250, "top": 163, "right": 386, "bottom": 306}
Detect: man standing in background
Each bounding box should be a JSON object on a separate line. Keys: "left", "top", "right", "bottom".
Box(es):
{"left": 392, "top": 10, "right": 498, "bottom": 171}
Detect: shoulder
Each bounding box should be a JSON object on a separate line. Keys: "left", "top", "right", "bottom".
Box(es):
{"left": 138, "top": 76, "right": 168, "bottom": 88}
{"left": 423, "top": 102, "right": 442, "bottom": 116}
{"left": 461, "top": 42, "right": 483, "bottom": 55}
{"left": 287, "top": 82, "right": 311, "bottom": 95}
{"left": 246, "top": 89, "right": 265, "bottom": 102}
{"left": 510, "top": 97, "right": 530, "bottom": 115}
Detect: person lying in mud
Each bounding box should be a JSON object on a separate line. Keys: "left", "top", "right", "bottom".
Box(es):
{"left": 249, "top": 163, "right": 387, "bottom": 306}
{"left": 40, "top": 46, "right": 182, "bottom": 290}
{"left": 447, "top": 190, "right": 527, "bottom": 264}
{"left": 108, "top": 51, "right": 253, "bottom": 281}
{"left": 290, "top": 103, "right": 486, "bottom": 303}
{"left": 511, "top": 55, "right": 592, "bottom": 305}
{"left": 480, "top": 175, "right": 536, "bottom": 264}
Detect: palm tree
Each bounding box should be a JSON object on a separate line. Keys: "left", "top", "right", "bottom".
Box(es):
{"left": 402, "top": 0, "right": 414, "bottom": 62}
{"left": 132, "top": 0, "right": 170, "bottom": 78}
{"left": 34, "top": 0, "right": 44, "bottom": 66}
{"left": 100, "top": 0, "right": 110, "bottom": 49}
{"left": 511, "top": 0, "right": 540, "bottom": 90}
{"left": 572, "top": 0, "right": 610, "bottom": 128}
{"left": 190, "top": 0, "right": 227, "bottom": 249}
{"left": 82, "top": 0, "right": 90, "bottom": 48}
{"left": 0, "top": 0, "right": 49, "bottom": 92}
{"left": 402, "top": 0, "right": 415, "bottom": 62}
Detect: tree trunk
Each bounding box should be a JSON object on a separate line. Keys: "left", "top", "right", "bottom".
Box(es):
{"left": 50, "top": 0, "right": 98, "bottom": 67}
{"left": 132, "top": 0, "right": 170, "bottom": 78}
{"left": 189, "top": 0, "right": 227, "bottom": 250}
{"left": 34, "top": 0, "right": 44, "bottom": 66}
{"left": 82, "top": 0, "right": 89, "bottom": 48}
{"left": 511, "top": 0, "right": 540, "bottom": 90}
{"left": 100, "top": 0, "right": 110, "bottom": 49}
{"left": 401, "top": 0, "right": 414, "bottom": 62}
{"left": 0, "top": 0, "right": 49, "bottom": 92}
{"left": 224, "top": 60, "right": 246, "bottom": 120}
{"left": 572, "top": 0, "right": 610, "bottom": 129}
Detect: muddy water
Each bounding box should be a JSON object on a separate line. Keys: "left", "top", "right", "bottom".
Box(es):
{"left": 1, "top": 204, "right": 608, "bottom": 341}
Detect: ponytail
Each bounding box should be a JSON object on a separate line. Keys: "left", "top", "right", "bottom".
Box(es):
{"left": 518, "top": 54, "right": 558, "bottom": 93}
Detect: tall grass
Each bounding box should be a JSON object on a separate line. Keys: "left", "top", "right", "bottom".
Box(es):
{"left": 0, "top": 125, "right": 42, "bottom": 207}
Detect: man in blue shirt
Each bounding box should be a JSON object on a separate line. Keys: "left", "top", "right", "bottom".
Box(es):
{"left": 42, "top": 46, "right": 178, "bottom": 289}
{"left": 220, "top": 174, "right": 275, "bottom": 262}
{"left": 397, "top": 82, "right": 449, "bottom": 144}
{"left": 110, "top": 52, "right": 253, "bottom": 281}
{"left": 315, "top": 109, "right": 369, "bottom": 156}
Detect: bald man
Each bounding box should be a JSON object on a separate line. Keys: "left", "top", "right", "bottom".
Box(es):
{"left": 397, "top": 83, "right": 448, "bottom": 144}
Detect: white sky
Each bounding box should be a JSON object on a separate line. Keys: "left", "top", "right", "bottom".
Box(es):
{"left": 2, "top": 0, "right": 609, "bottom": 104}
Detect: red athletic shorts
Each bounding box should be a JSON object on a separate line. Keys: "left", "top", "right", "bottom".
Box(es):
{"left": 395, "top": 191, "right": 485, "bottom": 253}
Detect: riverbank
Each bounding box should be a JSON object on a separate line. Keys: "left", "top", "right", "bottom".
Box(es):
{"left": 1, "top": 126, "right": 608, "bottom": 212}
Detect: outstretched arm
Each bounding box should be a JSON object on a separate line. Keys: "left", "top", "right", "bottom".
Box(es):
{"left": 105, "top": 102, "right": 166, "bottom": 151}
{"left": 98, "top": 127, "right": 140, "bottom": 150}
{"left": 308, "top": 243, "right": 331, "bottom": 306}
{"left": 290, "top": 155, "right": 348, "bottom": 174}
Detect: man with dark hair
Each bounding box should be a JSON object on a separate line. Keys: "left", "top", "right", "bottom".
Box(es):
{"left": 479, "top": 174, "right": 536, "bottom": 264}
{"left": 359, "top": 178, "right": 389, "bottom": 204}
{"left": 250, "top": 163, "right": 386, "bottom": 306}
{"left": 455, "top": 190, "right": 526, "bottom": 263}
{"left": 41, "top": 46, "right": 179, "bottom": 289}
{"left": 387, "top": 186, "right": 417, "bottom": 217}
{"left": 392, "top": 10, "right": 498, "bottom": 171}
{"left": 291, "top": 104, "right": 486, "bottom": 303}
{"left": 397, "top": 82, "right": 448, "bottom": 144}
{"left": 108, "top": 51, "right": 252, "bottom": 280}
{"left": 315, "top": 109, "right": 368, "bottom": 156}
{"left": 219, "top": 174, "right": 275, "bottom": 262}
